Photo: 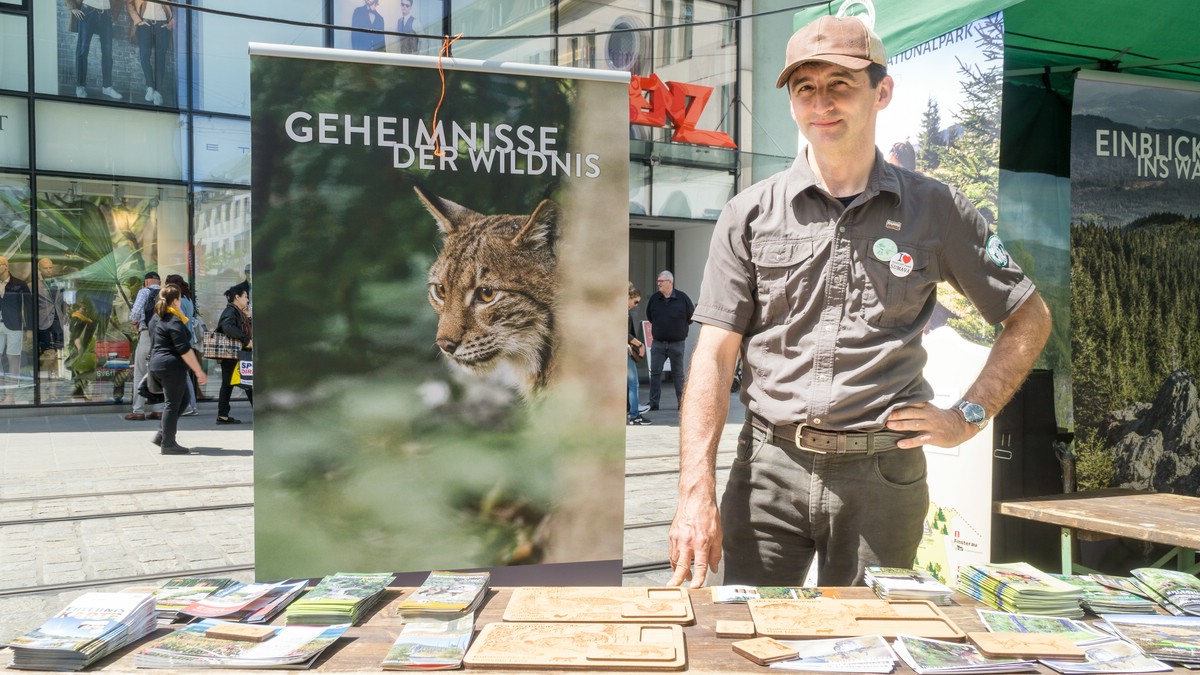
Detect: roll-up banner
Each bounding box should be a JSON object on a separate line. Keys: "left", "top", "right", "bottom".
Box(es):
{"left": 1070, "top": 71, "right": 1200, "bottom": 498}
{"left": 875, "top": 12, "right": 1005, "bottom": 585}
{"left": 249, "top": 44, "right": 631, "bottom": 582}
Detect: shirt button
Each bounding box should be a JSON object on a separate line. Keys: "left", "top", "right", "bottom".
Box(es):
{"left": 812, "top": 417, "right": 822, "bottom": 425}
{"left": 824, "top": 325, "right": 832, "bottom": 331}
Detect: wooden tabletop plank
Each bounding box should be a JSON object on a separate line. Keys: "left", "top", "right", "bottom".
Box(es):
{"left": 22, "top": 583, "right": 1190, "bottom": 674}
{"left": 996, "top": 489, "right": 1200, "bottom": 550}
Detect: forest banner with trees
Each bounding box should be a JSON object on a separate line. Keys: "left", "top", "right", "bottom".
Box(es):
{"left": 248, "top": 45, "right": 631, "bottom": 581}
{"left": 875, "top": 12, "right": 1009, "bottom": 584}
{"left": 1070, "top": 71, "right": 1200, "bottom": 496}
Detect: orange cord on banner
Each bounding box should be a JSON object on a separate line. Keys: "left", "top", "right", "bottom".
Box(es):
{"left": 433, "top": 33, "right": 464, "bottom": 158}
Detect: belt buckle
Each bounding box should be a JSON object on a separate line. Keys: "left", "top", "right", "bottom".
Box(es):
{"left": 793, "top": 423, "right": 826, "bottom": 454}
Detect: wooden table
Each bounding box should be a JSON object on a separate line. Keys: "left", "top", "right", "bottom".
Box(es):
{"left": 997, "top": 488, "right": 1200, "bottom": 575}
{"left": 44, "top": 584, "right": 1192, "bottom": 673}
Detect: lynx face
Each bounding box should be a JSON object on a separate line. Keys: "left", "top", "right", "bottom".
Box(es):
{"left": 417, "top": 186, "right": 559, "bottom": 395}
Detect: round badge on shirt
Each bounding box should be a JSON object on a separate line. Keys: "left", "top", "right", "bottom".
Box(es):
{"left": 889, "top": 251, "right": 914, "bottom": 277}
{"left": 873, "top": 237, "right": 898, "bottom": 262}
{"left": 986, "top": 234, "right": 1010, "bottom": 268}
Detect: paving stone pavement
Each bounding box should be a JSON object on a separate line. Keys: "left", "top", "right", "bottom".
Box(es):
{"left": 0, "top": 401, "right": 256, "bottom": 644}
{"left": 0, "top": 386, "right": 747, "bottom": 646}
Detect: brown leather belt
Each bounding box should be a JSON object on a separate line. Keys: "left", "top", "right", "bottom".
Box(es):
{"left": 748, "top": 413, "right": 910, "bottom": 455}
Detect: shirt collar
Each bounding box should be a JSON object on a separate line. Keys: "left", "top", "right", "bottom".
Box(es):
{"left": 785, "top": 148, "right": 903, "bottom": 208}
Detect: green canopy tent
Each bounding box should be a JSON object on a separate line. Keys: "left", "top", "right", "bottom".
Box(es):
{"left": 790, "top": 0, "right": 1200, "bottom": 175}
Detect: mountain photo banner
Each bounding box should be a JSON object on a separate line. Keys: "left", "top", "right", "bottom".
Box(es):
{"left": 1070, "top": 70, "right": 1200, "bottom": 497}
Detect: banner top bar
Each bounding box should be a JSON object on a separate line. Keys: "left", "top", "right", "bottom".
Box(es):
{"left": 248, "top": 43, "right": 632, "bottom": 85}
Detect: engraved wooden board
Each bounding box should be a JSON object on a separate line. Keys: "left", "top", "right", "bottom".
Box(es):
{"left": 748, "top": 598, "right": 965, "bottom": 640}
{"left": 502, "top": 587, "right": 695, "bottom": 625}
{"left": 464, "top": 622, "right": 686, "bottom": 670}
{"left": 968, "top": 631, "right": 1086, "bottom": 659}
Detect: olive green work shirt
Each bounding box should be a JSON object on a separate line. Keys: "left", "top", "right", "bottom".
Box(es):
{"left": 693, "top": 151, "right": 1035, "bottom": 430}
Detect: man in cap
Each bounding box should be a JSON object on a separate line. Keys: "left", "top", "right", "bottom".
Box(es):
{"left": 667, "top": 15, "right": 1052, "bottom": 587}
{"left": 126, "top": 271, "right": 162, "bottom": 420}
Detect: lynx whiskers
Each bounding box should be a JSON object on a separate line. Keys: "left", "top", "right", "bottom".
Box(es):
{"left": 417, "top": 186, "right": 560, "bottom": 396}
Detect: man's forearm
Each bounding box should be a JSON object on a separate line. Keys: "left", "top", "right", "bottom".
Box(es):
{"left": 964, "top": 291, "right": 1053, "bottom": 417}
{"left": 677, "top": 326, "right": 741, "bottom": 501}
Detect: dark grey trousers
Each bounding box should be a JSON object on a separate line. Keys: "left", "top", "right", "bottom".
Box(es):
{"left": 720, "top": 422, "right": 929, "bottom": 586}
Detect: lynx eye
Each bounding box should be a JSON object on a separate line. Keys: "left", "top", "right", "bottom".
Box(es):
{"left": 431, "top": 283, "right": 446, "bottom": 301}
{"left": 475, "top": 286, "right": 497, "bottom": 303}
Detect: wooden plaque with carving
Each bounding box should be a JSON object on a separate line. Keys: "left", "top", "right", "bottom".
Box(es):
{"left": 748, "top": 598, "right": 965, "bottom": 640}
{"left": 464, "top": 622, "right": 686, "bottom": 670}
{"left": 502, "top": 587, "right": 695, "bottom": 625}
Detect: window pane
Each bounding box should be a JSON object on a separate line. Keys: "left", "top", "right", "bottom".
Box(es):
{"left": 193, "top": 186, "right": 251, "bottom": 332}
{"left": 452, "top": 0, "right": 552, "bottom": 63}
{"left": 629, "top": 161, "right": 649, "bottom": 215}
{"left": 26, "top": 178, "right": 186, "bottom": 405}
{"left": 0, "top": 13, "right": 28, "bottom": 91}
{"left": 651, "top": 0, "right": 736, "bottom": 139}
{"left": 194, "top": 0, "right": 322, "bottom": 115}
{"left": 0, "top": 95, "right": 29, "bottom": 168}
{"left": 193, "top": 115, "right": 251, "bottom": 184}
{"left": 650, "top": 164, "right": 732, "bottom": 219}
{"left": 35, "top": 1, "right": 184, "bottom": 106}
{"left": 558, "top": 1, "right": 652, "bottom": 75}
{"left": 0, "top": 174, "right": 31, "bottom": 406}
{"left": 333, "top": 0, "right": 445, "bottom": 55}
{"left": 35, "top": 100, "right": 187, "bottom": 179}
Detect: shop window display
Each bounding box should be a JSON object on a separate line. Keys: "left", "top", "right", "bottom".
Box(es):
{"left": 21, "top": 178, "right": 186, "bottom": 404}
{"left": 34, "top": 1, "right": 185, "bottom": 107}
{"left": 0, "top": 177, "right": 32, "bottom": 405}
{"left": 333, "top": 0, "right": 446, "bottom": 55}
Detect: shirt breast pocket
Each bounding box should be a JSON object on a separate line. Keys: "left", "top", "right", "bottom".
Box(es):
{"left": 751, "top": 239, "right": 814, "bottom": 325}
{"left": 862, "top": 248, "right": 938, "bottom": 329}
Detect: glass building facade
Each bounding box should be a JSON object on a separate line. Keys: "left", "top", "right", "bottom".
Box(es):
{"left": 0, "top": 0, "right": 773, "bottom": 408}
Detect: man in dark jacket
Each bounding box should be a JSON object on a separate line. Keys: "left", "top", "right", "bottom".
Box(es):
{"left": 0, "top": 256, "right": 32, "bottom": 405}
{"left": 645, "top": 270, "right": 694, "bottom": 410}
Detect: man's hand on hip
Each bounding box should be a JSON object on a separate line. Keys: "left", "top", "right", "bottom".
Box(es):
{"left": 667, "top": 495, "right": 722, "bottom": 588}
{"left": 886, "top": 402, "right": 977, "bottom": 449}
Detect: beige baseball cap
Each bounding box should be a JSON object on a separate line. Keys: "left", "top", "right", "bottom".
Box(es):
{"left": 775, "top": 15, "right": 887, "bottom": 89}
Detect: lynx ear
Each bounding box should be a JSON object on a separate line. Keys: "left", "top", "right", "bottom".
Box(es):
{"left": 414, "top": 185, "right": 476, "bottom": 235}
{"left": 513, "top": 199, "right": 558, "bottom": 250}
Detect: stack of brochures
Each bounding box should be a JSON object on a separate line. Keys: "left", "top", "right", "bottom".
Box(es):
{"left": 768, "top": 635, "right": 898, "bottom": 673}
{"left": 1130, "top": 568, "right": 1200, "bottom": 616}
{"left": 179, "top": 579, "right": 309, "bottom": 623}
{"left": 974, "top": 609, "right": 1171, "bottom": 674}
{"left": 710, "top": 586, "right": 832, "bottom": 603}
{"left": 1049, "top": 574, "right": 1158, "bottom": 614}
{"left": 976, "top": 609, "right": 1107, "bottom": 644}
{"left": 5, "top": 592, "right": 158, "bottom": 671}
{"left": 381, "top": 615, "right": 476, "bottom": 670}
{"left": 285, "top": 572, "right": 393, "bottom": 626}
{"left": 1039, "top": 636, "right": 1171, "bottom": 674}
{"left": 395, "top": 571, "right": 491, "bottom": 622}
{"left": 1102, "top": 614, "right": 1200, "bottom": 665}
{"left": 866, "top": 567, "right": 954, "bottom": 605}
{"left": 892, "top": 634, "right": 1038, "bottom": 674}
{"left": 957, "top": 562, "right": 1083, "bottom": 617}
{"left": 134, "top": 619, "right": 349, "bottom": 669}
{"left": 147, "top": 577, "right": 238, "bottom": 621}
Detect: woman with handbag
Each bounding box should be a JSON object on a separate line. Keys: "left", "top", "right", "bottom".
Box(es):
{"left": 165, "top": 274, "right": 200, "bottom": 415}
{"left": 627, "top": 282, "right": 651, "bottom": 426}
{"left": 148, "top": 284, "right": 207, "bottom": 454}
{"left": 216, "top": 282, "right": 252, "bottom": 424}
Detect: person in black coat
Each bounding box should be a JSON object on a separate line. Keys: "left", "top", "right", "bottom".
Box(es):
{"left": 216, "top": 282, "right": 252, "bottom": 424}
{"left": 148, "top": 284, "right": 207, "bottom": 454}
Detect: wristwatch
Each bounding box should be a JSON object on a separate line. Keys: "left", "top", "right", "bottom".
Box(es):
{"left": 953, "top": 399, "right": 989, "bottom": 430}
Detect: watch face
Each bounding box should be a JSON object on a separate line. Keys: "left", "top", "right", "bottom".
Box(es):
{"left": 961, "top": 402, "right": 986, "bottom": 424}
